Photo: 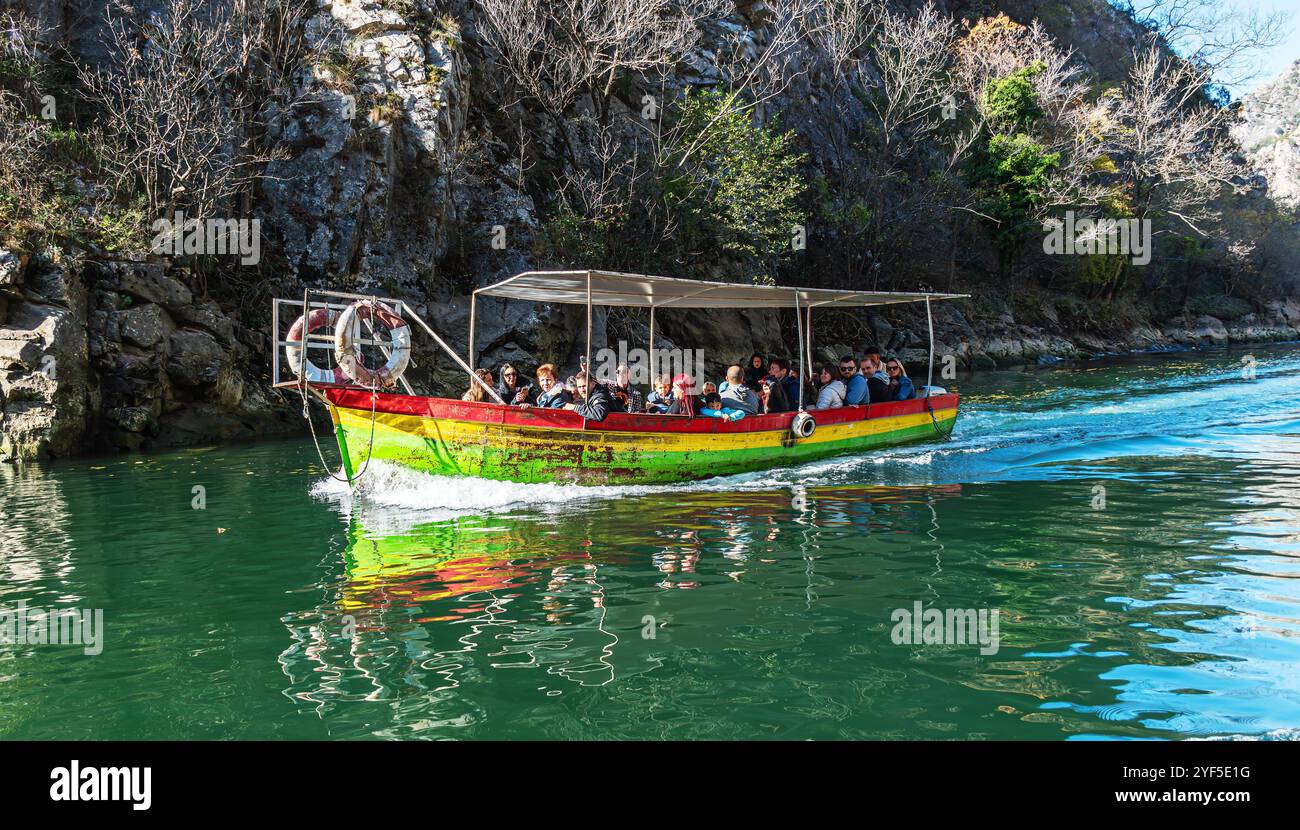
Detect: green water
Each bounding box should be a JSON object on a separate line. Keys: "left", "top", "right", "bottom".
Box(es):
{"left": 3, "top": 345, "right": 1300, "bottom": 740}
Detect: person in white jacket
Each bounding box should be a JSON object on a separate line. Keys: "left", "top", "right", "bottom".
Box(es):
{"left": 812, "top": 364, "right": 846, "bottom": 410}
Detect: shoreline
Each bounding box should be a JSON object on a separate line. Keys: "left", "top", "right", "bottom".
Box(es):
{"left": 5, "top": 335, "right": 1296, "bottom": 469}
{"left": 4, "top": 257, "right": 1298, "bottom": 463}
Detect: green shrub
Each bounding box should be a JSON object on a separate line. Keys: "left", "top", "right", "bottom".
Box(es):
{"left": 982, "top": 63, "right": 1045, "bottom": 133}
{"left": 661, "top": 88, "right": 807, "bottom": 280}
{"left": 537, "top": 207, "right": 612, "bottom": 267}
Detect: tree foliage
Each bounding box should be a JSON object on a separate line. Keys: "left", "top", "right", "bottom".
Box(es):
{"left": 663, "top": 89, "right": 808, "bottom": 281}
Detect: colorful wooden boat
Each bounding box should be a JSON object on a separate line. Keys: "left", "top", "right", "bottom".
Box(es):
{"left": 324, "top": 387, "right": 959, "bottom": 485}
{"left": 274, "top": 270, "right": 967, "bottom": 487}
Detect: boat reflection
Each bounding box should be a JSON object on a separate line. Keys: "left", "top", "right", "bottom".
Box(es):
{"left": 279, "top": 483, "right": 964, "bottom": 709}
{"left": 341, "top": 482, "right": 965, "bottom": 607}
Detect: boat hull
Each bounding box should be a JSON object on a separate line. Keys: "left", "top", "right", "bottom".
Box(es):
{"left": 323, "top": 388, "right": 959, "bottom": 485}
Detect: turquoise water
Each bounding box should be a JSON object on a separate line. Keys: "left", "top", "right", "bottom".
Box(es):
{"left": 2, "top": 345, "right": 1299, "bottom": 739}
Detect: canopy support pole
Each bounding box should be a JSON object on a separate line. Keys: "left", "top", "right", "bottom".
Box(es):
{"left": 585, "top": 270, "right": 593, "bottom": 383}
{"left": 794, "top": 292, "right": 805, "bottom": 412}
{"left": 396, "top": 297, "right": 504, "bottom": 405}
{"left": 468, "top": 292, "right": 477, "bottom": 371}
{"left": 805, "top": 305, "right": 813, "bottom": 381}
{"left": 648, "top": 305, "right": 656, "bottom": 382}
{"left": 925, "top": 295, "right": 934, "bottom": 397}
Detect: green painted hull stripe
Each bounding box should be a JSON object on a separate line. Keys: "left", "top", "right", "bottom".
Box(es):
{"left": 336, "top": 416, "right": 956, "bottom": 485}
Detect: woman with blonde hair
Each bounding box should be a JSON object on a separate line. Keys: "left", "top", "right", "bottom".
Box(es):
{"left": 885, "top": 358, "right": 915, "bottom": 401}
{"left": 462, "top": 368, "right": 495, "bottom": 402}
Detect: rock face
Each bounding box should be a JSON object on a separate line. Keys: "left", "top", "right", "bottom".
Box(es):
{"left": 1235, "top": 58, "right": 1300, "bottom": 210}
{"left": 1, "top": 255, "right": 298, "bottom": 461}
{"left": 259, "top": 2, "right": 471, "bottom": 290}
{"left": 0, "top": 260, "right": 89, "bottom": 460}
{"left": 5, "top": 0, "right": 1300, "bottom": 462}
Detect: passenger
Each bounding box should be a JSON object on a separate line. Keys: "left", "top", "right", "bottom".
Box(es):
{"left": 718, "top": 365, "right": 760, "bottom": 414}
{"left": 521, "top": 363, "right": 571, "bottom": 409}
{"left": 665, "top": 373, "right": 697, "bottom": 416}
{"left": 565, "top": 371, "right": 613, "bottom": 421}
{"left": 765, "top": 357, "right": 801, "bottom": 413}
{"left": 860, "top": 353, "right": 892, "bottom": 403}
{"left": 812, "top": 363, "right": 847, "bottom": 409}
{"left": 864, "top": 348, "right": 889, "bottom": 383}
{"left": 462, "top": 368, "right": 495, "bottom": 402}
{"left": 645, "top": 374, "right": 675, "bottom": 414}
{"left": 701, "top": 381, "right": 717, "bottom": 398}
{"left": 886, "top": 358, "right": 916, "bottom": 401}
{"left": 608, "top": 363, "right": 644, "bottom": 413}
{"left": 841, "top": 354, "right": 868, "bottom": 405}
{"left": 496, "top": 362, "right": 535, "bottom": 405}
{"left": 700, "top": 391, "right": 746, "bottom": 421}
{"left": 744, "top": 353, "right": 767, "bottom": 388}
{"left": 758, "top": 377, "right": 782, "bottom": 414}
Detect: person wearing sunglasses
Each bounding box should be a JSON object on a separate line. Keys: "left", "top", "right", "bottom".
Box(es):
{"left": 885, "top": 359, "right": 915, "bottom": 401}
{"left": 495, "top": 363, "right": 535, "bottom": 406}
{"left": 839, "top": 355, "right": 868, "bottom": 405}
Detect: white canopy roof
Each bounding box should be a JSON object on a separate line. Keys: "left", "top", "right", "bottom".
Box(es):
{"left": 474, "top": 270, "right": 967, "bottom": 309}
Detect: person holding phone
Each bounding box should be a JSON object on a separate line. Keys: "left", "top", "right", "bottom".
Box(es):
{"left": 495, "top": 363, "right": 535, "bottom": 406}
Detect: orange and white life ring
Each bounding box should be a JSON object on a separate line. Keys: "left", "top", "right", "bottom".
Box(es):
{"left": 286, "top": 307, "right": 346, "bottom": 384}
{"left": 334, "top": 300, "right": 411, "bottom": 387}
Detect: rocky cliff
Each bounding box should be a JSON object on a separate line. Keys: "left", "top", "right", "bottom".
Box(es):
{"left": 3, "top": 0, "right": 1299, "bottom": 461}
{"left": 0, "top": 252, "right": 297, "bottom": 459}
{"left": 1234, "top": 58, "right": 1300, "bottom": 210}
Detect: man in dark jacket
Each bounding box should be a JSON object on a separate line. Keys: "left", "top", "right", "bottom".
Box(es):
{"left": 566, "top": 372, "right": 613, "bottom": 422}
{"left": 861, "top": 353, "right": 891, "bottom": 403}
{"left": 766, "top": 357, "right": 801, "bottom": 413}
{"left": 609, "top": 363, "right": 643, "bottom": 413}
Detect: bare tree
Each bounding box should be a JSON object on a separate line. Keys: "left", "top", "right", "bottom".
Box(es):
{"left": 953, "top": 14, "right": 1113, "bottom": 213}
{"left": 654, "top": 0, "right": 821, "bottom": 175}
{"left": 714, "top": 0, "right": 822, "bottom": 109}
{"left": 1111, "top": 46, "right": 1245, "bottom": 236}
{"left": 80, "top": 0, "right": 316, "bottom": 220}
{"left": 476, "top": 0, "right": 728, "bottom": 120}
{"left": 554, "top": 118, "right": 645, "bottom": 225}
{"left": 804, "top": 2, "right": 966, "bottom": 287}
{"left": 1116, "top": 0, "right": 1290, "bottom": 87}
{"left": 865, "top": 1, "right": 957, "bottom": 166}
{"left": 806, "top": 0, "right": 880, "bottom": 76}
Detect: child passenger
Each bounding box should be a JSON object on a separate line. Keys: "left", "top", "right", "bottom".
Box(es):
{"left": 645, "top": 374, "right": 675, "bottom": 414}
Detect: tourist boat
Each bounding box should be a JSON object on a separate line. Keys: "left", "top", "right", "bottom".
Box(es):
{"left": 272, "top": 270, "right": 965, "bottom": 486}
